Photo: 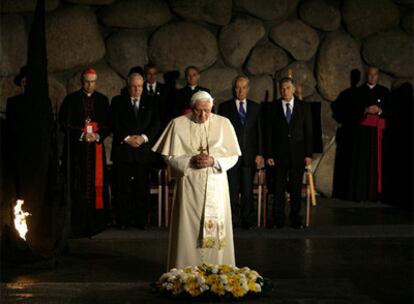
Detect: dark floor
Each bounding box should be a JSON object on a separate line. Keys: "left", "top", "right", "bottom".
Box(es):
{"left": 1, "top": 198, "right": 413, "bottom": 304}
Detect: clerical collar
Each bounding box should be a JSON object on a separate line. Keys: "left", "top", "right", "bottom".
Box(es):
{"left": 189, "top": 85, "right": 197, "bottom": 90}
{"left": 367, "top": 83, "right": 377, "bottom": 89}
{"left": 83, "top": 91, "right": 93, "bottom": 97}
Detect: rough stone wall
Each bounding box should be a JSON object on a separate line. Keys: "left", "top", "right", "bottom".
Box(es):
{"left": 0, "top": 0, "right": 412, "bottom": 196}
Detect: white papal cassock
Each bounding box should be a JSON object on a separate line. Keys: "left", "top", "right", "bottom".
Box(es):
{"left": 152, "top": 113, "right": 241, "bottom": 270}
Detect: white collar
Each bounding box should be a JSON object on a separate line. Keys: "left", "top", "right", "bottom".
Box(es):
{"left": 147, "top": 82, "right": 156, "bottom": 88}
{"left": 131, "top": 96, "right": 140, "bottom": 102}
{"left": 236, "top": 99, "right": 247, "bottom": 104}
{"left": 189, "top": 85, "right": 197, "bottom": 90}
{"left": 367, "top": 83, "right": 377, "bottom": 89}
{"left": 282, "top": 97, "right": 294, "bottom": 105}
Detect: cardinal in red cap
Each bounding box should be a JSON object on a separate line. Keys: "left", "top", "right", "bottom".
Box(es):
{"left": 58, "top": 68, "right": 110, "bottom": 238}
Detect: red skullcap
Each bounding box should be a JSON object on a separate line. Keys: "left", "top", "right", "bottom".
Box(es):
{"left": 81, "top": 68, "right": 97, "bottom": 76}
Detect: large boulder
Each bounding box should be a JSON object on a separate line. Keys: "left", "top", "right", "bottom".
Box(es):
{"left": 249, "top": 75, "right": 274, "bottom": 102}
{"left": 169, "top": 0, "right": 232, "bottom": 26}
{"left": 0, "top": 14, "right": 27, "bottom": 77}
{"left": 0, "top": 0, "right": 58, "bottom": 13}
{"left": 342, "top": 0, "right": 400, "bottom": 39}
{"left": 106, "top": 30, "right": 149, "bottom": 77}
{"left": 362, "top": 30, "right": 413, "bottom": 78}
{"left": 316, "top": 31, "right": 363, "bottom": 101}
{"left": 234, "top": 0, "right": 299, "bottom": 21}
{"left": 219, "top": 17, "right": 265, "bottom": 68}
{"left": 299, "top": 0, "right": 341, "bottom": 31}
{"left": 276, "top": 61, "right": 316, "bottom": 98}
{"left": 246, "top": 43, "right": 289, "bottom": 76}
{"left": 320, "top": 99, "right": 337, "bottom": 145}
{"left": 46, "top": 6, "right": 105, "bottom": 72}
{"left": 314, "top": 139, "right": 336, "bottom": 197}
{"left": 269, "top": 19, "right": 319, "bottom": 61}
{"left": 149, "top": 22, "right": 218, "bottom": 73}
{"left": 99, "top": 0, "right": 172, "bottom": 28}
{"left": 66, "top": 64, "right": 125, "bottom": 102}
{"left": 199, "top": 67, "right": 238, "bottom": 105}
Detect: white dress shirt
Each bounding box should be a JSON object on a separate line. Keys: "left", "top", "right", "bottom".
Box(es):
{"left": 235, "top": 99, "right": 247, "bottom": 113}
{"left": 147, "top": 82, "right": 156, "bottom": 92}
{"left": 124, "top": 96, "right": 148, "bottom": 144}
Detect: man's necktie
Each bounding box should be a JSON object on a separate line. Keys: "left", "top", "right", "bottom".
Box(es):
{"left": 285, "top": 102, "right": 292, "bottom": 123}
{"left": 239, "top": 101, "right": 246, "bottom": 125}
{"left": 149, "top": 85, "right": 155, "bottom": 96}
{"left": 133, "top": 98, "right": 139, "bottom": 117}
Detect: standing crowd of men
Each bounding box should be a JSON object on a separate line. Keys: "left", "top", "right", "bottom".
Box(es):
{"left": 5, "top": 63, "right": 412, "bottom": 238}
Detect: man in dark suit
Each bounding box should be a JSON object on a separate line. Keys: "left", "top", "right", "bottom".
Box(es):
{"left": 143, "top": 63, "right": 169, "bottom": 130}
{"left": 266, "top": 77, "right": 313, "bottom": 229}
{"left": 110, "top": 73, "right": 160, "bottom": 229}
{"left": 218, "top": 76, "right": 263, "bottom": 229}
{"left": 175, "top": 66, "right": 210, "bottom": 117}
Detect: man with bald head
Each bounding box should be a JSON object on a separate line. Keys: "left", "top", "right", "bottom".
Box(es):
{"left": 110, "top": 72, "right": 160, "bottom": 229}
{"left": 218, "top": 76, "right": 264, "bottom": 229}
{"left": 59, "top": 68, "right": 110, "bottom": 237}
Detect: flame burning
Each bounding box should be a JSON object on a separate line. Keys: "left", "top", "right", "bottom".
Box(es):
{"left": 13, "top": 199, "right": 31, "bottom": 241}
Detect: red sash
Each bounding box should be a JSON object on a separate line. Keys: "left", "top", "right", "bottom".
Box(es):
{"left": 83, "top": 121, "right": 104, "bottom": 209}
{"left": 360, "top": 114, "right": 386, "bottom": 193}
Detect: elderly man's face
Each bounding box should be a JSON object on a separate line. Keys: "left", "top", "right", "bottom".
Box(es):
{"left": 186, "top": 68, "right": 200, "bottom": 86}
{"left": 82, "top": 73, "right": 97, "bottom": 94}
{"left": 193, "top": 100, "right": 212, "bottom": 123}
{"left": 367, "top": 68, "right": 379, "bottom": 85}
{"left": 145, "top": 67, "right": 158, "bottom": 84}
{"left": 280, "top": 81, "right": 295, "bottom": 101}
{"left": 235, "top": 78, "right": 249, "bottom": 100}
{"left": 128, "top": 76, "right": 144, "bottom": 98}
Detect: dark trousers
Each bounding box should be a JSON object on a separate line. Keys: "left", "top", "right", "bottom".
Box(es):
{"left": 272, "top": 162, "right": 304, "bottom": 223}
{"left": 115, "top": 161, "right": 150, "bottom": 226}
{"left": 227, "top": 159, "right": 255, "bottom": 225}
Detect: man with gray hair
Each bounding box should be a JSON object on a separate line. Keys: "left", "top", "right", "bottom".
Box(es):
{"left": 218, "top": 75, "right": 264, "bottom": 229}
{"left": 153, "top": 90, "right": 241, "bottom": 269}
{"left": 110, "top": 72, "right": 160, "bottom": 229}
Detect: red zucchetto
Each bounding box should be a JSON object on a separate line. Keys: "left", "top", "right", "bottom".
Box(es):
{"left": 81, "top": 68, "right": 97, "bottom": 76}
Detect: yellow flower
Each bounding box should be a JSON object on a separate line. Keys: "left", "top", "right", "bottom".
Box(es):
{"left": 248, "top": 279, "right": 258, "bottom": 292}
{"left": 211, "top": 283, "right": 225, "bottom": 296}
{"left": 206, "top": 274, "right": 220, "bottom": 285}
{"left": 230, "top": 283, "right": 246, "bottom": 297}
{"left": 219, "top": 265, "right": 233, "bottom": 274}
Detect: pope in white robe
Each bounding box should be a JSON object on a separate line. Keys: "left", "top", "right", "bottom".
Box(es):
{"left": 152, "top": 91, "right": 241, "bottom": 270}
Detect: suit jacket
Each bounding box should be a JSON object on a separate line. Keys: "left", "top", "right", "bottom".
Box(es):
{"left": 266, "top": 98, "right": 313, "bottom": 165}
{"left": 110, "top": 93, "right": 160, "bottom": 163}
{"left": 143, "top": 81, "right": 170, "bottom": 130}
{"left": 175, "top": 85, "right": 210, "bottom": 117}
{"left": 218, "top": 99, "right": 263, "bottom": 166}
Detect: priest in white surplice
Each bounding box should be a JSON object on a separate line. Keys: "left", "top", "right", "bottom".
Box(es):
{"left": 152, "top": 91, "right": 241, "bottom": 270}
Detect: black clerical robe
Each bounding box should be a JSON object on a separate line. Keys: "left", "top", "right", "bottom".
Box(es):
{"left": 348, "top": 83, "right": 390, "bottom": 201}
{"left": 59, "top": 90, "right": 110, "bottom": 237}
{"left": 331, "top": 86, "right": 361, "bottom": 200}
